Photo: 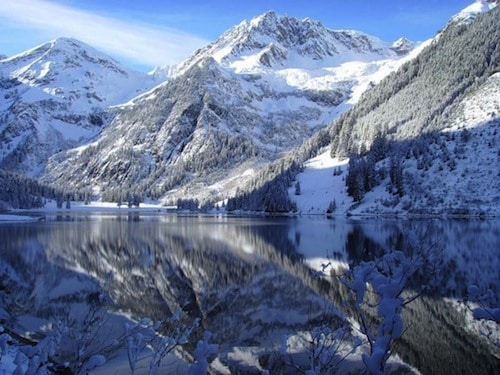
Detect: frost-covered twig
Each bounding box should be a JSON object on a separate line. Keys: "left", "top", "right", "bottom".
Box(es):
{"left": 341, "top": 249, "right": 433, "bottom": 374}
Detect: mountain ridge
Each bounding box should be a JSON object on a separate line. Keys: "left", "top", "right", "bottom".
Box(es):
{"left": 175, "top": 11, "right": 411, "bottom": 75}
{"left": 39, "top": 12, "right": 417, "bottom": 203}
{"left": 1, "top": 3, "right": 498, "bottom": 216}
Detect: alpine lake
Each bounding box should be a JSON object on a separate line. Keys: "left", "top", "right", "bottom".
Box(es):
{"left": 1, "top": 213, "right": 498, "bottom": 374}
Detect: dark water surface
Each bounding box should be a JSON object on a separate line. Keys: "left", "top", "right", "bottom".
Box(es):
{"left": 1, "top": 213, "right": 498, "bottom": 373}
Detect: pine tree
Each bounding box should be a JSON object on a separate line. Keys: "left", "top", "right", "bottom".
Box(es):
{"left": 294, "top": 181, "right": 301, "bottom": 195}
{"left": 389, "top": 156, "right": 404, "bottom": 197}
{"left": 56, "top": 196, "right": 63, "bottom": 209}
{"left": 326, "top": 200, "right": 337, "bottom": 214}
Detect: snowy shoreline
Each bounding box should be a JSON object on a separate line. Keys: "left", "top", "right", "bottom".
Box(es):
{"left": 0, "top": 214, "right": 44, "bottom": 222}
{"left": 4, "top": 208, "right": 498, "bottom": 221}
{"left": 3, "top": 198, "right": 497, "bottom": 221}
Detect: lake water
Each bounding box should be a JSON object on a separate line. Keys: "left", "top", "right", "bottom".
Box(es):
{"left": 0, "top": 213, "right": 498, "bottom": 374}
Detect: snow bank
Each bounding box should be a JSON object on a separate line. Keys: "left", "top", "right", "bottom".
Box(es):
{"left": 0, "top": 214, "right": 41, "bottom": 222}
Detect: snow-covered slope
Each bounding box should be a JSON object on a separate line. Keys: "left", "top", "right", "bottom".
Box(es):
{"left": 41, "top": 13, "right": 416, "bottom": 203}
{"left": 293, "top": 74, "right": 500, "bottom": 216}
{"left": 0, "top": 38, "right": 159, "bottom": 175}
{"left": 447, "top": 0, "right": 497, "bottom": 26}
{"left": 176, "top": 11, "right": 411, "bottom": 72}
{"left": 350, "top": 72, "right": 500, "bottom": 216}
{"left": 287, "top": 4, "right": 499, "bottom": 216}
{"left": 174, "top": 11, "right": 418, "bottom": 106}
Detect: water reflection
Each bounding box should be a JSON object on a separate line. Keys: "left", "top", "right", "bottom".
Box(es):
{"left": 289, "top": 217, "right": 499, "bottom": 302}
{"left": 0, "top": 215, "right": 498, "bottom": 374}
{"left": 0, "top": 216, "right": 338, "bottom": 368}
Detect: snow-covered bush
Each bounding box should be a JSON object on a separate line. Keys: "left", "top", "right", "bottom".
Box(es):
{"left": 188, "top": 331, "right": 218, "bottom": 375}
{"left": 0, "top": 300, "right": 200, "bottom": 375}
{"left": 466, "top": 285, "right": 500, "bottom": 349}
{"left": 279, "top": 322, "right": 361, "bottom": 374}
{"left": 342, "top": 249, "right": 433, "bottom": 374}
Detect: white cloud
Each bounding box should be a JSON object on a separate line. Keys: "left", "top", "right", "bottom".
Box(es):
{"left": 0, "top": 0, "right": 209, "bottom": 68}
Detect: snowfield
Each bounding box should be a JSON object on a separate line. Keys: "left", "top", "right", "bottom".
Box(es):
{"left": 288, "top": 150, "right": 352, "bottom": 215}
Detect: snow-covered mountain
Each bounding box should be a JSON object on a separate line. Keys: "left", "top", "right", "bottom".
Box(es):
{"left": 173, "top": 10, "right": 418, "bottom": 106}
{"left": 0, "top": 38, "right": 159, "bottom": 175}
{"left": 5, "top": 2, "right": 496, "bottom": 216}
{"left": 175, "top": 11, "right": 411, "bottom": 72}
{"left": 279, "top": 3, "right": 500, "bottom": 216}
{"left": 41, "top": 13, "right": 416, "bottom": 203}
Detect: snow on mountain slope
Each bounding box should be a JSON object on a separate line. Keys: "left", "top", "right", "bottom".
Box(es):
{"left": 287, "top": 150, "right": 352, "bottom": 215}
{"left": 353, "top": 73, "right": 500, "bottom": 216}
{"left": 284, "top": 3, "right": 500, "bottom": 216}
{"left": 41, "top": 13, "right": 417, "bottom": 203}
{"left": 292, "top": 72, "right": 500, "bottom": 217}
{"left": 176, "top": 11, "right": 410, "bottom": 72}
{"left": 0, "top": 38, "right": 159, "bottom": 175}
{"left": 174, "top": 11, "right": 418, "bottom": 107}
{"left": 448, "top": 0, "right": 497, "bottom": 25}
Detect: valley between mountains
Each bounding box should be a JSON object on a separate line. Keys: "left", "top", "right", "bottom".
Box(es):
{"left": 0, "top": 2, "right": 498, "bottom": 216}
{"left": 0, "top": 2, "right": 499, "bottom": 375}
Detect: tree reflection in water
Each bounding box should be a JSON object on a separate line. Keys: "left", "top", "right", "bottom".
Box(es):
{"left": 0, "top": 215, "right": 498, "bottom": 374}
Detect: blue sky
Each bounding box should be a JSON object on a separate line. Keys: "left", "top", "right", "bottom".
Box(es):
{"left": 0, "top": 0, "right": 474, "bottom": 71}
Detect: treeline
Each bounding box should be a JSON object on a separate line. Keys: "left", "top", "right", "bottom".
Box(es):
{"left": 226, "top": 170, "right": 297, "bottom": 213}
{"left": 226, "top": 128, "right": 330, "bottom": 213}
{"left": 0, "top": 168, "right": 93, "bottom": 209}
{"left": 101, "top": 188, "right": 143, "bottom": 207}
{"left": 0, "top": 169, "right": 55, "bottom": 209}
{"left": 173, "top": 198, "right": 217, "bottom": 212}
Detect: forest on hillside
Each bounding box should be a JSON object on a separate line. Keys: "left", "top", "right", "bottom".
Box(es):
{"left": 227, "top": 7, "right": 499, "bottom": 214}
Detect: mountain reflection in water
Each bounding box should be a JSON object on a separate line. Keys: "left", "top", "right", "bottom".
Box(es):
{"left": 0, "top": 214, "right": 498, "bottom": 374}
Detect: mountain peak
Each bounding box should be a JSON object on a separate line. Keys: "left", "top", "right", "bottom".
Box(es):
{"left": 46, "top": 37, "right": 106, "bottom": 55}
{"left": 0, "top": 37, "right": 131, "bottom": 87}
{"left": 248, "top": 10, "right": 278, "bottom": 28}
{"left": 391, "top": 37, "right": 414, "bottom": 55}
{"left": 50, "top": 36, "right": 88, "bottom": 47}
{"left": 175, "top": 11, "right": 406, "bottom": 74}
{"left": 242, "top": 11, "right": 329, "bottom": 46}
{"left": 3, "top": 37, "right": 96, "bottom": 64}
{"left": 0, "top": 36, "right": 158, "bottom": 113}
